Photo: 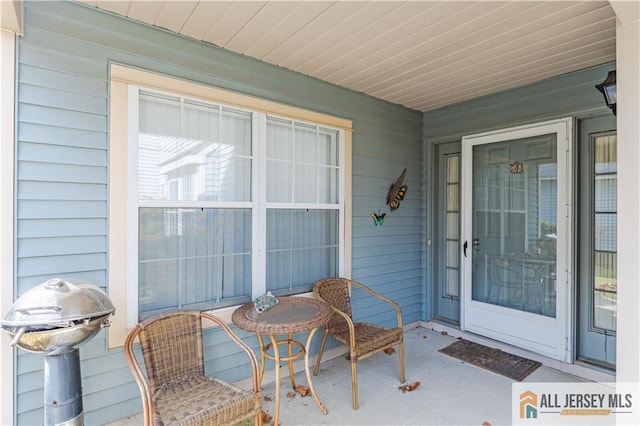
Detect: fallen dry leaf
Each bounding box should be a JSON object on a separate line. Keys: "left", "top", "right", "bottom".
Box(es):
{"left": 399, "top": 381, "right": 420, "bottom": 393}
{"left": 384, "top": 348, "right": 396, "bottom": 355}
{"left": 260, "top": 410, "right": 272, "bottom": 424}
{"left": 482, "top": 422, "right": 492, "bottom": 426}
{"left": 286, "top": 391, "right": 296, "bottom": 399}
{"left": 295, "top": 385, "right": 310, "bottom": 397}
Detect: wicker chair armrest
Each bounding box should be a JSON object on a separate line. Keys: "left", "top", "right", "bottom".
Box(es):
{"left": 201, "top": 312, "right": 261, "bottom": 395}
{"left": 313, "top": 285, "right": 357, "bottom": 347}
{"left": 330, "top": 304, "right": 357, "bottom": 347}
{"left": 124, "top": 325, "right": 154, "bottom": 425}
{"left": 347, "top": 279, "right": 403, "bottom": 329}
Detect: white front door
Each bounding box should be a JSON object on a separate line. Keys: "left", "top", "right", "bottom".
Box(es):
{"left": 461, "top": 118, "right": 572, "bottom": 362}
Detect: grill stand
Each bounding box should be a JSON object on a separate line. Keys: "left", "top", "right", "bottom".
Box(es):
{"left": 1, "top": 279, "right": 115, "bottom": 426}
{"left": 44, "top": 349, "right": 84, "bottom": 426}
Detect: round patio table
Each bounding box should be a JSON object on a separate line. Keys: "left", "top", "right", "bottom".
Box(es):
{"left": 232, "top": 296, "right": 332, "bottom": 426}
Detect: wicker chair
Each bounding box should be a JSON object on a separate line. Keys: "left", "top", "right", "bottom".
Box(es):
{"left": 124, "top": 311, "right": 262, "bottom": 426}
{"left": 312, "top": 278, "right": 405, "bottom": 410}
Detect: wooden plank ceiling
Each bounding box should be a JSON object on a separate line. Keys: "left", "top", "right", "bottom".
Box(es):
{"left": 78, "top": 1, "right": 616, "bottom": 112}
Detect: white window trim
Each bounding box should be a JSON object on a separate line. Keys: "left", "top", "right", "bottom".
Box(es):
{"left": 108, "top": 63, "right": 352, "bottom": 348}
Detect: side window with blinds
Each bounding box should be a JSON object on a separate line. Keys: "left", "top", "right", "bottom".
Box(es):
{"left": 592, "top": 134, "right": 617, "bottom": 332}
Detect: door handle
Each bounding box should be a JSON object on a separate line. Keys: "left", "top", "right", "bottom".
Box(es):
{"left": 463, "top": 241, "right": 468, "bottom": 257}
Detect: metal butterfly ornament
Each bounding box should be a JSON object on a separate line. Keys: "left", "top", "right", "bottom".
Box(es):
{"left": 371, "top": 211, "right": 386, "bottom": 226}
{"left": 387, "top": 168, "right": 408, "bottom": 211}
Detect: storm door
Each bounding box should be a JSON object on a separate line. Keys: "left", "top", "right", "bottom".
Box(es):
{"left": 461, "top": 119, "right": 572, "bottom": 361}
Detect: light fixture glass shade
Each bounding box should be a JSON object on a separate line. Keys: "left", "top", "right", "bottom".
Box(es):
{"left": 595, "top": 70, "right": 616, "bottom": 115}
{"left": 603, "top": 84, "right": 616, "bottom": 105}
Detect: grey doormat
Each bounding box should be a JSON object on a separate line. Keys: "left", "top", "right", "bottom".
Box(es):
{"left": 438, "top": 339, "right": 541, "bottom": 381}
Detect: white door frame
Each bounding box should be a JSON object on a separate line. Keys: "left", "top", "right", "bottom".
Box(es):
{"left": 460, "top": 118, "right": 573, "bottom": 362}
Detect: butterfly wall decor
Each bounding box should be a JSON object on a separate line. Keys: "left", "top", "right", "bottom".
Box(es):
{"left": 371, "top": 211, "right": 386, "bottom": 226}
{"left": 387, "top": 168, "right": 408, "bottom": 211}
{"left": 509, "top": 160, "right": 524, "bottom": 174}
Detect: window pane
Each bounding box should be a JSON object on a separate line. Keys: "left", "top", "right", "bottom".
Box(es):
{"left": 139, "top": 93, "right": 181, "bottom": 201}
{"left": 267, "top": 160, "right": 293, "bottom": 202}
{"left": 266, "top": 209, "right": 338, "bottom": 294}
{"left": 594, "top": 136, "right": 616, "bottom": 173}
{"left": 592, "top": 134, "right": 617, "bottom": 332}
{"left": 594, "top": 291, "right": 617, "bottom": 331}
{"left": 446, "top": 240, "right": 459, "bottom": 268}
{"left": 266, "top": 117, "right": 339, "bottom": 204}
{"left": 294, "top": 122, "right": 319, "bottom": 164}
{"left": 139, "top": 92, "right": 251, "bottom": 202}
{"left": 266, "top": 117, "right": 293, "bottom": 161}
{"left": 446, "top": 156, "right": 459, "bottom": 183}
{"left": 594, "top": 251, "right": 617, "bottom": 330}
{"left": 445, "top": 268, "right": 459, "bottom": 298}
{"left": 318, "top": 128, "right": 339, "bottom": 167}
{"left": 318, "top": 166, "right": 339, "bottom": 204}
{"left": 595, "top": 176, "right": 616, "bottom": 213}
{"left": 446, "top": 184, "right": 458, "bottom": 210}
{"left": 446, "top": 212, "right": 459, "bottom": 239}
{"left": 183, "top": 100, "right": 220, "bottom": 144}
{"left": 594, "top": 214, "right": 617, "bottom": 252}
{"left": 138, "top": 208, "right": 251, "bottom": 317}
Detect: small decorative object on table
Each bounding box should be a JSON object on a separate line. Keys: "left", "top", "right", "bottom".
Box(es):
{"left": 253, "top": 291, "right": 279, "bottom": 313}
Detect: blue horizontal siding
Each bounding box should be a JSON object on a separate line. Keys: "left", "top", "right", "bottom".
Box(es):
{"left": 17, "top": 200, "right": 107, "bottom": 219}
{"left": 19, "top": 142, "right": 107, "bottom": 167}
{"left": 19, "top": 122, "right": 107, "bottom": 149}
{"left": 19, "top": 63, "right": 107, "bottom": 97}
{"left": 19, "top": 82, "right": 106, "bottom": 115}
{"left": 18, "top": 162, "right": 106, "bottom": 185}
{"left": 17, "top": 252, "right": 107, "bottom": 277}
{"left": 18, "top": 218, "right": 107, "bottom": 238}
{"left": 19, "top": 103, "right": 106, "bottom": 132}
{"left": 18, "top": 181, "right": 107, "bottom": 200}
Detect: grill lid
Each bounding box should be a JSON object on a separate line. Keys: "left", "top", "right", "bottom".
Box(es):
{"left": 1, "top": 278, "right": 115, "bottom": 328}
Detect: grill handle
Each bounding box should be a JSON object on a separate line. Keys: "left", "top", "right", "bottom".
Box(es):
{"left": 10, "top": 326, "right": 26, "bottom": 347}
{"left": 14, "top": 306, "right": 62, "bottom": 315}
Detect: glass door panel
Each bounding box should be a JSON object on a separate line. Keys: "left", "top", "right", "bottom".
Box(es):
{"left": 471, "top": 135, "right": 557, "bottom": 317}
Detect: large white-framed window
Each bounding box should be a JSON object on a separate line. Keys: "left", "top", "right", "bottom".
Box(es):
{"left": 109, "top": 64, "right": 352, "bottom": 347}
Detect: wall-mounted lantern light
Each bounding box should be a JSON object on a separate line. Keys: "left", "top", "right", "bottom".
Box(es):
{"left": 595, "top": 70, "right": 616, "bottom": 116}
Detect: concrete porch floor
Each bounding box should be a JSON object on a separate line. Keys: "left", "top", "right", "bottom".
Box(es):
{"left": 109, "top": 323, "right": 614, "bottom": 426}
